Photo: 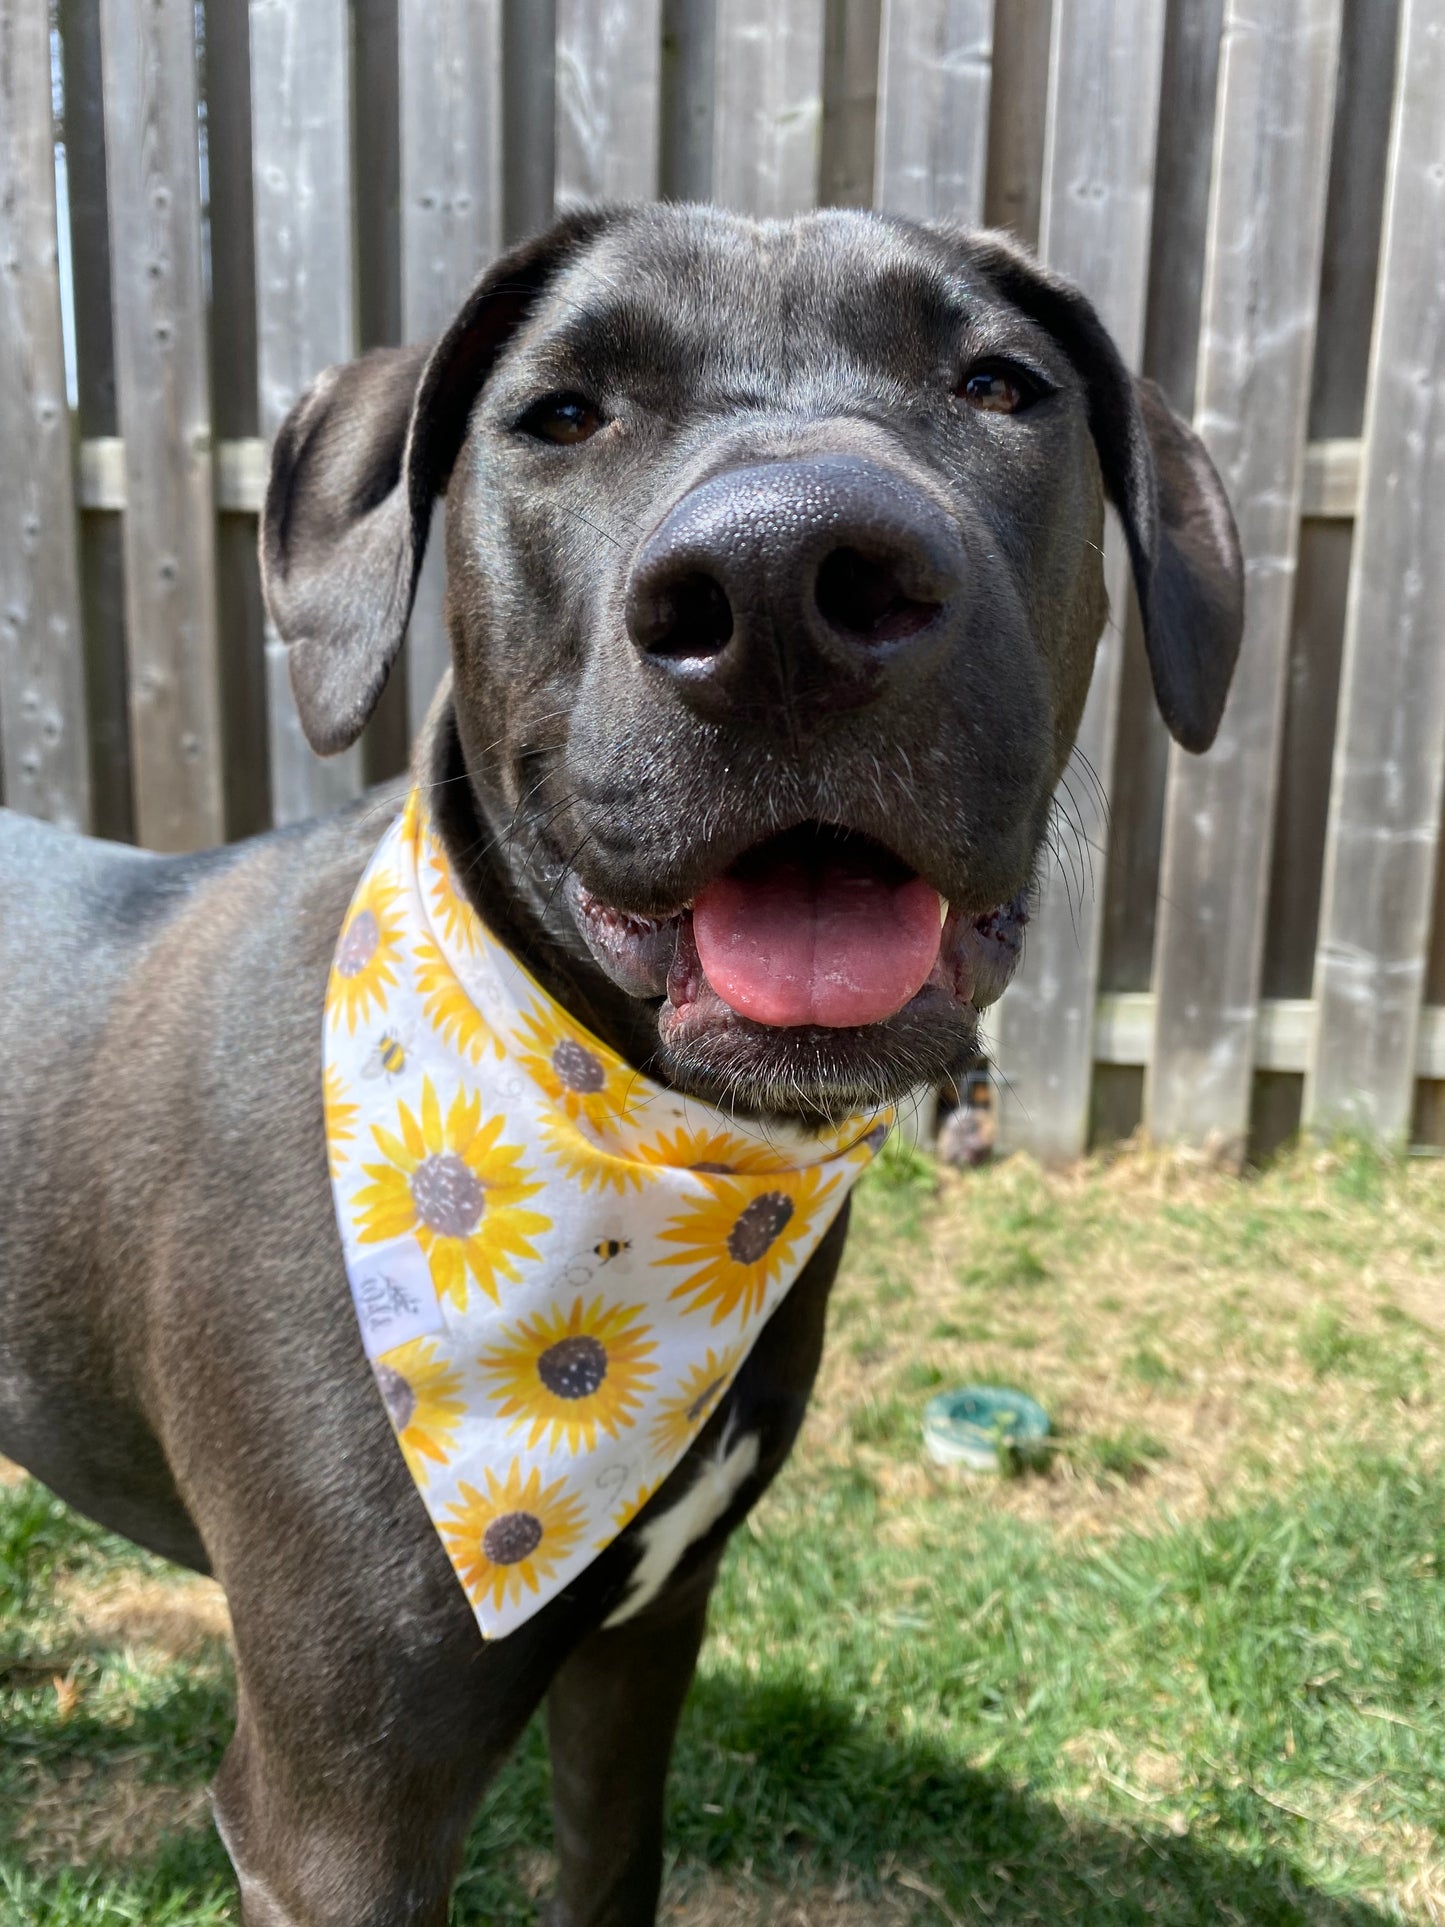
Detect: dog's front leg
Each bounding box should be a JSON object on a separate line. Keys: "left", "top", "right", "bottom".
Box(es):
{"left": 209, "top": 1566, "right": 552, "bottom": 1927}
{"left": 543, "top": 1558, "right": 719, "bottom": 1927}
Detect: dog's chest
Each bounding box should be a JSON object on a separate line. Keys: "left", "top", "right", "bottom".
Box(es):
{"left": 604, "top": 1425, "right": 760, "bottom": 1625}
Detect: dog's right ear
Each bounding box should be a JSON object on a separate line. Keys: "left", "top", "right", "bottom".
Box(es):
{"left": 961, "top": 228, "right": 1244, "bottom": 753}
{"left": 261, "top": 209, "right": 613, "bottom": 755}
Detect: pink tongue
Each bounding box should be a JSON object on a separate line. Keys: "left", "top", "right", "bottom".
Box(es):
{"left": 692, "top": 854, "right": 942, "bottom": 1028}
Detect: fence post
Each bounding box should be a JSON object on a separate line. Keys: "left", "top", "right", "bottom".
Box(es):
{"left": 248, "top": 0, "right": 365, "bottom": 824}
{"left": 1305, "top": 0, "right": 1445, "bottom": 1140}
{"left": 399, "top": 0, "right": 505, "bottom": 734}
{"left": 0, "top": 0, "right": 91, "bottom": 831}
{"left": 100, "top": 0, "right": 224, "bottom": 851}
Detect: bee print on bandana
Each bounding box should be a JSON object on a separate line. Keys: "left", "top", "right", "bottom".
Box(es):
{"left": 362, "top": 1024, "right": 413, "bottom": 1083}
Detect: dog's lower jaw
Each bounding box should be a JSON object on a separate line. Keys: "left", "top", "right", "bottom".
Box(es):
{"left": 564, "top": 874, "right": 1025, "bottom": 1121}
{"left": 656, "top": 996, "right": 984, "bottom": 1121}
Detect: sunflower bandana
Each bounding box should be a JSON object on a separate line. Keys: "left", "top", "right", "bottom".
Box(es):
{"left": 324, "top": 793, "right": 889, "bottom": 1638}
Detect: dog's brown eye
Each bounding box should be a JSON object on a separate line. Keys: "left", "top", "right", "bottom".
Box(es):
{"left": 517, "top": 392, "right": 605, "bottom": 445}
{"left": 957, "top": 361, "right": 1045, "bottom": 415}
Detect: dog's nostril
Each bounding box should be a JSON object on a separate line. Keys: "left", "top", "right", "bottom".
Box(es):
{"left": 630, "top": 570, "right": 734, "bottom": 659}
{"left": 815, "top": 546, "right": 942, "bottom": 644}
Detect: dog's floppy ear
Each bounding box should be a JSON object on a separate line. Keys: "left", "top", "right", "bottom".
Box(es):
{"left": 966, "top": 231, "right": 1244, "bottom": 752}
{"left": 261, "top": 208, "right": 613, "bottom": 754}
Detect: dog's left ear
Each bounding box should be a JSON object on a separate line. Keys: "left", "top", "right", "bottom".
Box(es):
{"left": 261, "top": 208, "right": 613, "bottom": 754}
{"left": 965, "top": 231, "right": 1244, "bottom": 752}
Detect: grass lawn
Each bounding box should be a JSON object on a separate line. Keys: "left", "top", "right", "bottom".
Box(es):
{"left": 2, "top": 1136, "right": 1442, "bottom": 1924}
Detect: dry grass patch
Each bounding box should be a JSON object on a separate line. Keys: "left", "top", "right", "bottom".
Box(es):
{"left": 11, "top": 1758, "right": 210, "bottom": 1872}
{"left": 664, "top": 1875, "right": 922, "bottom": 1926}
{"left": 818, "top": 1137, "right": 1445, "bottom": 1540}
{"left": 52, "top": 1569, "right": 231, "bottom": 1663}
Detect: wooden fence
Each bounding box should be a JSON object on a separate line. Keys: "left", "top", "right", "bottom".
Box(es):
{"left": 2, "top": 0, "right": 1443, "bottom": 1162}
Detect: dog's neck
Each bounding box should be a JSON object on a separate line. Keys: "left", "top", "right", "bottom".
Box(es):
{"left": 416, "top": 696, "right": 670, "bottom": 1084}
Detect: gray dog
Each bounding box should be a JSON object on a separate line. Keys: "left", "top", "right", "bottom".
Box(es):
{"left": 0, "top": 205, "right": 1241, "bottom": 1925}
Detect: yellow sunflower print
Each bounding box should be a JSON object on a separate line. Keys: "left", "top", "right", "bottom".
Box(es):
{"left": 426, "top": 837, "right": 483, "bottom": 953}
{"left": 538, "top": 1111, "right": 649, "bottom": 1195}
{"left": 479, "top": 1295, "right": 658, "bottom": 1454}
{"left": 352, "top": 1078, "right": 551, "bottom": 1309}
{"left": 327, "top": 871, "right": 404, "bottom": 1034}
{"left": 372, "top": 1336, "right": 465, "bottom": 1486}
{"left": 845, "top": 1114, "right": 894, "bottom": 1163}
{"left": 658, "top": 1166, "right": 839, "bottom": 1325}
{"left": 636, "top": 1122, "right": 796, "bottom": 1177}
{"left": 414, "top": 937, "right": 502, "bottom": 1065}
{"left": 441, "top": 1461, "right": 585, "bottom": 1613}
{"left": 650, "top": 1343, "right": 743, "bottom": 1456}
{"left": 323, "top": 1064, "right": 359, "bottom": 1176}
{"left": 513, "top": 1001, "right": 641, "bottom": 1134}
{"left": 601, "top": 1471, "right": 666, "bottom": 1544}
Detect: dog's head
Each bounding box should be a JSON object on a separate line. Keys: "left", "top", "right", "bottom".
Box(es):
{"left": 262, "top": 205, "right": 1241, "bottom": 1120}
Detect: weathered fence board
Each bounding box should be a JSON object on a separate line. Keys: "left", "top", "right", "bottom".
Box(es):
{"left": 1146, "top": 0, "right": 1343, "bottom": 1153}
{"left": 556, "top": 0, "right": 661, "bottom": 205}
{"left": 249, "top": 0, "right": 364, "bottom": 824}
{"left": 502, "top": 0, "right": 556, "bottom": 245}
{"left": 981, "top": 0, "right": 1050, "bottom": 242}
{"left": 994, "top": 0, "right": 1166, "bottom": 1161}
{"left": 100, "top": 0, "right": 224, "bottom": 851}
{"left": 819, "top": 0, "right": 881, "bottom": 210}
{"left": 660, "top": 0, "right": 716, "bottom": 200}
{"left": 400, "top": 0, "right": 505, "bottom": 730}
{"left": 874, "top": 0, "right": 992, "bottom": 222}
{"left": 0, "top": 0, "right": 91, "bottom": 831}
{"left": 1097, "top": 0, "right": 1225, "bottom": 1021}
{"left": 1305, "top": 0, "right": 1445, "bottom": 1140}
{"left": 712, "top": 0, "right": 825, "bottom": 214}
{"left": 1259, "top": 0, "right": 1401, "bottom": 1024}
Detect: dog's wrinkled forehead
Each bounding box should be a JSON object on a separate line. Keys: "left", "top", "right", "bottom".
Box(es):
{"left": 480, "top": 209, "right": 1073, "bottom": 422}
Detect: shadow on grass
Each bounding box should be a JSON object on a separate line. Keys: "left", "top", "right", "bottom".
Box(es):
{"left": 654, "top": 1670, "right": 1398, "bottom": 1925}
{"left": 0, "top": 1630, "right": 1399, "bottom": 1925}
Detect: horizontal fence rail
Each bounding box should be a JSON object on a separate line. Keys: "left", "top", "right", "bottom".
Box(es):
{"left": 1, "top": 0, "right": 1443, "bottom": 1162}
{"left": 68, "top": 432, "right": 1369, "bottom": 520}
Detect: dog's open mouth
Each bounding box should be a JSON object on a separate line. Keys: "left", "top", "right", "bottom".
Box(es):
{"left": 566, "top": 825, "right": 1026, "bottom": 1107}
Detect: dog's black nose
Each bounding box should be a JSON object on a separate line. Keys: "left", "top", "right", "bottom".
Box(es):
{"left": 624, "top": 455, "right": 966, "bottom": 724}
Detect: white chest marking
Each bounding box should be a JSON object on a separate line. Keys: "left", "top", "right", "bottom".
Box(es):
{"left": 605, "top": 1430, "right": 760, "bottom": 1627}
